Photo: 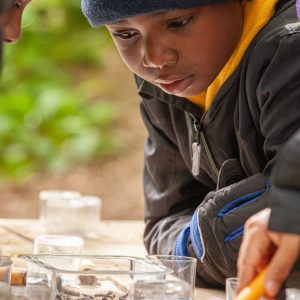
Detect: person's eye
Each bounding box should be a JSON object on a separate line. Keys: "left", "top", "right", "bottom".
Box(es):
{"left": 112, "top": 31, "right": 139, "bottom": 40}
{"left": 167, "top": 16, "right": 193, "bottom": 29}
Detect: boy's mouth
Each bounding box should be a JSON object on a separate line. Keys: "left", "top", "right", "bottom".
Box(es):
{"left": 155, "top": 75, "right": 194, "bottom": 95}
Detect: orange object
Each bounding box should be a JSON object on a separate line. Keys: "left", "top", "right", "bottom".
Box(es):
{"left": 235, "top": 268, "right": 267, "bottom": 300}
{"left": 0, "top": 267, "right": 26, "bottom": 286}
{"left": 11, "top": 268, "right": 27, "bottom": 286}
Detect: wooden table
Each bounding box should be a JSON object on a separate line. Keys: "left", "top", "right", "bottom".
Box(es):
{"left": 0, "top": 219, "right": 225, "bottom": 299}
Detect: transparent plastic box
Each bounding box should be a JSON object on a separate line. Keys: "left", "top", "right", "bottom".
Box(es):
{"left": 21, "top": 255, "right": 168, "bottom": 300}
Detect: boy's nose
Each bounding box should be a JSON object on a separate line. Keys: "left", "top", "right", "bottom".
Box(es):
{"left": 142, "top": 38, "right": 178, "bottom": 70}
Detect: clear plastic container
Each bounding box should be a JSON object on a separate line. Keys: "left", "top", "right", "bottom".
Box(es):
{"left": 21, "top": 255, "right": 168, "bottom": 300}
{"left": 42, "top": 194, "right": 101, "bottom": 237}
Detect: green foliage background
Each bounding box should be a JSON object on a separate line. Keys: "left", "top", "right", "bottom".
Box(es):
{"left": 0, "top": 0, "right": 117, "bottom": 182}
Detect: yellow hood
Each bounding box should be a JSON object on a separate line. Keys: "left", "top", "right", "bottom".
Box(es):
{"left": 188, "top": 0, "right": 278, "bottom": 111}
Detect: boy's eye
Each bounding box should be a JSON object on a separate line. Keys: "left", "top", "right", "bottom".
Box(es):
{"left": 14, "top": 0, "right": 28, "bottom": 8}
{"left": 113, "top": 31, "right": 138, "bottom": 40}
{"left": 167, "top": 16, "right": 193, "bottom": 29}
{"left": 14, "top": 0, "right": 21, "bottom": 7}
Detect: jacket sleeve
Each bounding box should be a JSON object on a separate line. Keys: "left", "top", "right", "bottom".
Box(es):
{"left": 141, "top": 100, "right": 211, "bottom": 256}
{"left": 256, "top": 29, "right": 300, "bottom": 230}
{"left": 256, "top": 27, "right": 300, "bottom": 174}
{"left": 268, "top": 129, "right": 300, "bottom": 234}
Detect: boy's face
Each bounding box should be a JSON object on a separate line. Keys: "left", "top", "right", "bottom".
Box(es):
{"left": 0, "top": 0, "right": 31, "bottom": 44}
{"left": 107, "top": 2, "right": 244, "bottom": 97}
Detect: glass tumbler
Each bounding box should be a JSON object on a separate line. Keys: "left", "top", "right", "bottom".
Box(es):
{"left": 146, "top": 255, "right": 196, "bottom": 296}
{"left": 44, "top": 195, "right": 101, "bottom": 236}
{"left": 286, "top": 288, "right": 300, "bottom": 300}
{"left": 226, "top": 277, "right": 238, "bottom": 300}
{"left": 39, "top": 190, "right": 81, "bottom": 225}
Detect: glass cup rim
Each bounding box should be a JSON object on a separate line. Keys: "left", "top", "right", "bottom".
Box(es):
{"left": 226, "top": 277, "right": 238, "bottom": 283}
{"left": 39, "top": 190, "right": 81, "bottom": 200}
{"left": 146, "top": 254, "right": 197, "bottom": 263}
{"left": 286, "top": 288, "right": 300, "bottom": 296}
{"left": 45, "top": 195, "right": 101, "bottom": 207}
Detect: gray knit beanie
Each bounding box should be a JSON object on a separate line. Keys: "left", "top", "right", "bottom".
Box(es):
{"left": 82, "top": 0, "right": 227, "bottom": 27}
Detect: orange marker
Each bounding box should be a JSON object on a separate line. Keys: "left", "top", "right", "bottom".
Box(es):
{"left": 235, "top": 268, "right": 267, "bottom": 300}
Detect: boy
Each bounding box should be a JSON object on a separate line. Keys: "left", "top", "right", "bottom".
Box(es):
{"left": 82, "top": 0, "right": 300, "bottom": 287}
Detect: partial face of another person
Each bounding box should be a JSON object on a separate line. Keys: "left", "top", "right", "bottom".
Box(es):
{"left": 1, "top": 0, "right": 31, "bottom": 44}
{"left": 106, "top": 2, "right": 244, "bottom": 97}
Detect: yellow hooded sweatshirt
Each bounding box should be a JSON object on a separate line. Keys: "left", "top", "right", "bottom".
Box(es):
{"left": 188, "top": 0, "right": 278, "bottom": 111}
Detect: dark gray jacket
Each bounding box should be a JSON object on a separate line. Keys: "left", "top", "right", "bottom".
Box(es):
{"left": 137, "top": 0, "right": 300, "bottom": 288}
{"left": 269, "top": 129, "right": 300, "bottom": 234}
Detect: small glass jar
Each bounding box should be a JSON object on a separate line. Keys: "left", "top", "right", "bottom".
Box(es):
{"left": 39, "top": 190, "right": 81, "bottom": 225}
{"left": 40, "top": 192, "right": 101, "bottom": 237}
{"left": 0, "top": 256, "right": 13, "bottom": 287}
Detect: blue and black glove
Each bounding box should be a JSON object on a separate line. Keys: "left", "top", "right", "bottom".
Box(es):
{"left": 174, "top": 173, "right": 270, "bottom": 287}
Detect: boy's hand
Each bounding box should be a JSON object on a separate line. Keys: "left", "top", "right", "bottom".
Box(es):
{"left": 237, "top": 208, "right": 300, "bottom": 297}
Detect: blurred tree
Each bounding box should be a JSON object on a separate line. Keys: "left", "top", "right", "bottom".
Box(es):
{"left": 0, "top": 0, "right": 117, "bottom": 182}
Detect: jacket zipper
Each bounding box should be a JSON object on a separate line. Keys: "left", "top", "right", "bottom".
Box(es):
{"left": 190, "top": 113, "right": 219, "bottom": 177}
